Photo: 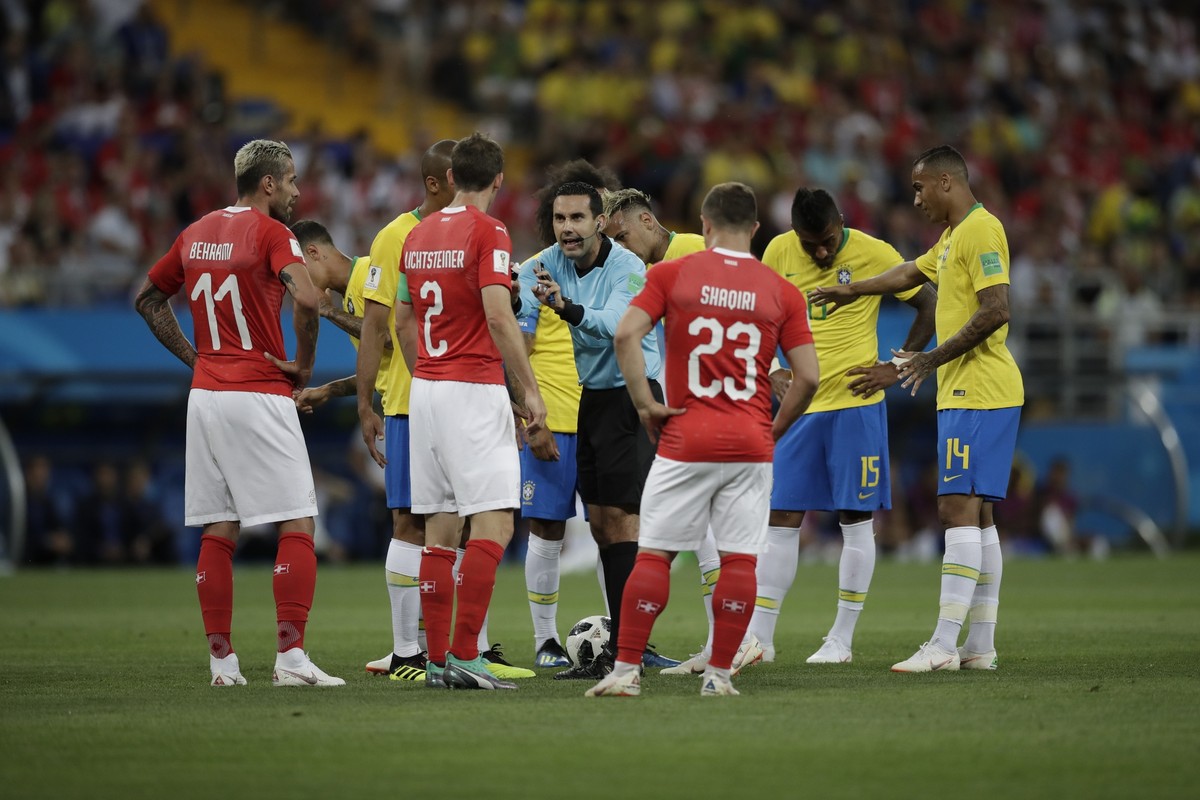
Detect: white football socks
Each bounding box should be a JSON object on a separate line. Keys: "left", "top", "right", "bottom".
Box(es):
{"left": 526, "top": 533, "right": 563, "bottom": 646}
{"left": 385, "top": 538, "right": 423, "bottom": 658}
{"left": 747, "top": 525, "right": 800, "bottom": 648}
{"left": 697, "top": 527, "right": 721, "bottom": 655}
{"left": 931, "top": 525, "right": 982, "bottom": 651}
{"left": 828, "top": 519, "right": 876, "bottom": 647}
{"left": 963, "top": 524, "right": 1002, "bottom": 654}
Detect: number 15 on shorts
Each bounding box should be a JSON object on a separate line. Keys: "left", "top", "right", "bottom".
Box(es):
{"left": 860, "top": 456, "right": 880, "bottom": 488}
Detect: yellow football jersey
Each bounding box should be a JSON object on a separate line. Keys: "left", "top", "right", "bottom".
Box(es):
{"left": 363, "top": 208, "right": 422, "bottom": 416}
{"left": 660, "top": 231, "right": 705, "bottom": 262}
{"left": 914, "top": 204, "right": 1024, "bottom": 410}
{"left": 764, "top": 228, "right": 916, "bottom": 413}
{"left": 342, "top": 255, "right": 373, "bottom": 350}
{"left": 521, "top": 249, "right": 581, "bottom": 434}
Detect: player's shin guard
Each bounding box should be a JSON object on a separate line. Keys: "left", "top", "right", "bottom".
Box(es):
{"left": 451, "top": 539, "right": 505, "bottom": 661}
{"left": 197, "top": 533, "right": 236, "bottom": 657}
{"left": 600, "top": 540, "right": 638, "bottom": 645}
{"left": 419, "top": 546, "right": 457, "bottom": 665}
{"left": 964, "top": 525, "right": 1002, "bottom": 653}
{"left": 931, "top": 526, "right": 982, "bottom": 651}
{"left": 709, "top": 554, "right": 757, "bottom": 670}
{"left": 274, "top": 531, "right": 316, "bottom": 652}
{"left": 616, "top": 552, "right": 671, "bottom": 666}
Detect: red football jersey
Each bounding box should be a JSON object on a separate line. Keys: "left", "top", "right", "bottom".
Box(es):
{"left": 148, "top": 206, "right": 303, "bottom": 396}
{"left": 400, "top": 205, "right": 513, "bottom": 385}
{"left": 630, "top": 247, "right": 812, "bottom": 462}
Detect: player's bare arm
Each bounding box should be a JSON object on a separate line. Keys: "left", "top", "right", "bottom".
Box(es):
{"left": 295, "top": 375, "right": 355, "bottom": 413}
{"left": 772, "top": 342, "right": 819, "bottom": 441}
{"left": 848, "top": 283, "right": 938, "bottom": 399}
{"left": 321, "top": 299, "right": 392, "bottom": 350}
{"left": 266, "top": 264, "right": 320, "bottom": 390}
{"left": 134, "top": 278, "right": 197, "bottom": 369}
{"left": 355, "top": 298, "right": 391, "bottom": 467}
{"left": 392, "top": 301, "right": 419, "bottom": 374}
{"left": 895, "top": 283, "right": 1011, "bottom": 396}
{"left": 614, "top": 305, "right": 684, "bottom": 444}
{"left": 808, "top": 261, "right": 928, "bottom": 312}
{"left": 482, "top": 284, "right": 547, "bottom": 435}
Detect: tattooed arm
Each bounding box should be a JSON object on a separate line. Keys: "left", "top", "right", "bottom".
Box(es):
{"left": 134, "top": 278, "right": 196, "bottom": 369}
{"left": 275, "top": 263, "right": 320, "bottom": 390}
{"left": 894, "top": 284, "right": 1011, "bottom": 396}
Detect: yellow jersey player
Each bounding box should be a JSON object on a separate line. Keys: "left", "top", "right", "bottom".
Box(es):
{"left": 811, "top": 145, "right": 1024, "bottom": 673}
{"left": 746, "top": 188, "right": 936, "bottom": 664}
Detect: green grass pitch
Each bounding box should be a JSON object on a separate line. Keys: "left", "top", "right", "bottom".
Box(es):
{"left": 2, "top": 553, "right": 1198, "bottom": 799}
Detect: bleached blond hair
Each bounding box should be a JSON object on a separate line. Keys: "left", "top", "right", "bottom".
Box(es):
{"left": 234, "top": 139, "right": 293, "bottom": 196}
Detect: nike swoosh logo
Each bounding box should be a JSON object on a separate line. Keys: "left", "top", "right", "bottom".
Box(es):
{"left": 932, "top": 657, "right": 954, "bottom": 670}
{"left": 943, "top": 474, "right": 962, "bottom": 483}
{"left": 277, "top": 668, "right": 319, "bottom": 685}
{"left": 858, "top": 492, "right": 875, "bottom": 500}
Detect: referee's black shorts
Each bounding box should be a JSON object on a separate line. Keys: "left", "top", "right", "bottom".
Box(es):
{"left": 576, "top": 380, "right": 663, "bottom": 509}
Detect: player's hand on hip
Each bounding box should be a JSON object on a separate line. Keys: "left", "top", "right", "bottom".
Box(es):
{"left": 295, "top": 385, "right": 329, "bottom": 413}
{"left": 847, "top": 362, "right": 901, "bottom": 399}
{"left": 360, "top": 410, "right": 387, "bottom": 468}
{"left": 528, "top": 425, "right": 560, "bottom": 462}
{"left": 637, "top": 402, "right": 686, "bottom": 445}
{"left": 264, "top": 351, "right": 312, "bottom": 390}
{"left": 769, "top": 368, "right": 793, "bottom": 403}
{"left": 893, "top": 348, "right": 933, "bottom": 396}
{"left": 806, "top": 285, "right": 856, "bottom": 312}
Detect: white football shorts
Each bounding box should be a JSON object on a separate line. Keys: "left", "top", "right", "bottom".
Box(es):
{"left": 638, "top": 458, "right": 772, "bottom": 555}
{"left": 408, "top": 377, "right": 519, "bottom": 515}
{"left": 184, "top": 389, "right": 318, "bottom": 527}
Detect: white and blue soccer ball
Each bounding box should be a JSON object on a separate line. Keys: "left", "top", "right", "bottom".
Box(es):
{"left": 566, "top": 615, "right": 610, "bottom": 668}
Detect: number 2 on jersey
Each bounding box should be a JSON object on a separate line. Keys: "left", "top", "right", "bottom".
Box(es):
{"left": 191, "top": 273, "right": 252, "bottom": 351}
{"left": 687, "top": 317, "right": 761, "bottom": 401}
{"left": 420, "top": 280, "right": 447, "bottom": 357}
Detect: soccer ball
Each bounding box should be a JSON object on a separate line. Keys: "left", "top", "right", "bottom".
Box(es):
{"left": 566, "top": 615, "right": 610, "bottom": 668}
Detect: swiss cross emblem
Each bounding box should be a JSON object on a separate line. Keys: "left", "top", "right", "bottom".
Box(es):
{"left": 196, "top": 571, "right": 206, "bottom": 585}
{"left": 420, "top": 581, "right": 436, "bottom": 593}
{"left": 455, "top": 573, "right": 464, "bottom": 586}
{"left": 274, "top": 564, "right": 290, "bottom": 576}
{"left": 721, "top": 599, "right": 748, "bottom": 614}
{"left": 636, "top": 599, "right": 661, "bottom": 614}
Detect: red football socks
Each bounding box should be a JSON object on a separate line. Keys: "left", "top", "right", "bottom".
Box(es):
{"left": 197, "top": 533, "right": 236, "bottom": 656}
{"left": 709, "top": 553, "right": 757, "bottom": 670}
{"left": 274, "top": 531, "right": 316, "bottom": 653}
{"left": 419, "top": 546, "right": 457, "bottom": 665}
{"left": 615, "top": 551, "right": 671, "bottom": 666}
{"left": 450, "top": 538, "right": 506, "bottom": 661}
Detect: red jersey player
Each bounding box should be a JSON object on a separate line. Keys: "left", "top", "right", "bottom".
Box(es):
{"left": 134, "top": 139, "right": 343, "bottom": 688}
{"left": 392, "top": 132, "right": 547, "bottom": 691}
{"left": 588, "top": 181, "right": 820, "bottom": 698}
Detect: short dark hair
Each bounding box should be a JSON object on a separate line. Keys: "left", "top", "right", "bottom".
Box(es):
{"left": 421, "top": 139, "right": 457, "bottom": 182}
{"left": 289, "top": 219, "right": 333, "bottom": 248}
{"left": 450, "top": 132, "right": 504, "bottom": 192}
{"left": 553, "top": 181, "right": 603, "bottom": 219}
{"left": 701, "top": 182, "right": 757, "bottom": 230}
{"left": 914, "top": 145, "right": 969, "bottom": 181}
{"left": 790, "top": 188, "right": 841, "bottom": 234}
{"left": 534, "top": 159, "right": 621, "bottom": 247}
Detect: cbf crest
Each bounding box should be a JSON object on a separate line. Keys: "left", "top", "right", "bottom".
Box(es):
{"left": 522, "top": 480, "right": 535, "bottom": 504}
{"left": 837, "top": 268, "right": 852, "bottom": 285}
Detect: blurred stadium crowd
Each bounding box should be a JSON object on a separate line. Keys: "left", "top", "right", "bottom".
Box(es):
{"left": 4, "top": 0, "right": 1196, "bottom": 565}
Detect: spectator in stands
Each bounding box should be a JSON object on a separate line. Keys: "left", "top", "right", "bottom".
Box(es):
{"left": 73, "top": 459, "right": 126, "bottom": 565}
{"left": 122, "top": 459, "right": 176, "bottom": 565}
{"left": 23, "top": 454, "right": 74, "bottom": 566}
